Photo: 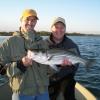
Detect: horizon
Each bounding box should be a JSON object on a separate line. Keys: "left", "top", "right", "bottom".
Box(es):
{"left": 0, "top": 31, "right": 100, "bottom": 35}
{"left": 0, "top": 0, "right": 100, "bottom": 34}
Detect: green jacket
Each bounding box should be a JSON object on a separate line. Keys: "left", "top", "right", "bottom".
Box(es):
{"left": 0, "top": 31, "right": 49, "bottom": 95}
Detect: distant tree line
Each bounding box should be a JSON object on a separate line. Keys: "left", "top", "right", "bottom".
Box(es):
{"left": 0, "top": 32, "right": 13, "bottom": 36}
{"left": 0, "top": 31, "right": 100, "bottom": 36}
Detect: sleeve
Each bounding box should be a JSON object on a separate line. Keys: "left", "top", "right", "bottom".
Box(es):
{"left": 0, "top": 38, "right": 27, "bottom": 76}
{"left": 6, "top": 61, "right": 25, "bottom": 77}
{"left": 17, "top": 60, "right": 27, "bottom": 73}
{"left": 0, "top": 39, "right": 11, "bottom": 66}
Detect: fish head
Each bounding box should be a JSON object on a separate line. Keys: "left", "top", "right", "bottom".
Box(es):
{"left": 27, "top": 50, "right": 50, "bottom": 63}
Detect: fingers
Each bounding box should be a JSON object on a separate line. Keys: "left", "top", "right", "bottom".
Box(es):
{"left": 61, "top": 58, "right": 72, "bottom": 66}
{"left": 27, "top": 50, "right": 33, "bottom": 59}
{"left": 64, "top": 59, "right": 72, "bottom": 65}
{"left": 22, "top": 56, "right": 32, "bottom": 67}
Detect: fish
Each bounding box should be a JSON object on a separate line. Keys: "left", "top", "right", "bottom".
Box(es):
{"left": 27, "top": 49, "right": 95, "bottom": 71}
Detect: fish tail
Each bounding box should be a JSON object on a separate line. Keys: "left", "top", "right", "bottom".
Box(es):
{"left": 85, "top": 59, "right": 95, "bottom": 71}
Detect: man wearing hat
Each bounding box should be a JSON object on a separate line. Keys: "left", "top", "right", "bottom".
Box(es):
{"left": 46, "top": 17, "right": 80, "bottom": 100}
{"left": 0, "top": 9, "right": 49, "bottom": 100}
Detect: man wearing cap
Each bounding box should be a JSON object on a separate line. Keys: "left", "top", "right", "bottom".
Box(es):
{"left": 0, "top": 9, "right": 50, "bottom": 100}
{"left": 45, "top": 17, "right": 80, "bottom": 100}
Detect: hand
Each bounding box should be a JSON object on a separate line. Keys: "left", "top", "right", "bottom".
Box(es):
{"left": 61, "top": 58, "right": 72, "bottom": 67}
{"left": 22, "top": 56, "right": 32, "bottom": 67}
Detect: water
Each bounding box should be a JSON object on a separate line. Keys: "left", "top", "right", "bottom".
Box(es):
{"left": 0, "top": 36, "right": 100, "bottom": 99}
{"left": 69, "top": 36, "right": 100, "bottom": 99}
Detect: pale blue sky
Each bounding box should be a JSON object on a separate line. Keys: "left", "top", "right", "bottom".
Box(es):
{"left": 0, "top": 0, "right": 100, "bottom": 34}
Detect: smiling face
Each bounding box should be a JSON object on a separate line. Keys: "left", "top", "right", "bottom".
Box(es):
{"left": 21, "top": 16, "right": 37, "bottom": 33}
{"left": 51, "top": 22, "right": 66, "bottom": 41}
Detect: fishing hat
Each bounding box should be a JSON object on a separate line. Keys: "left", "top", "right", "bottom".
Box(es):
{"left": 51, "top": 17, "right": 66, "bottom": 27}
{"left": 20, "top": 9, "right": 39, "bottom": 21}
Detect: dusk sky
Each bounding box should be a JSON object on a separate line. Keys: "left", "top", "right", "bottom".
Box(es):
{"left": 0, "top": 0, "right": 100, "bottom": 34}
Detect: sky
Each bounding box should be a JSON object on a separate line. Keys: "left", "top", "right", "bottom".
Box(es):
{"left": 0, "top": 0, "right": 100, "bottom": 34}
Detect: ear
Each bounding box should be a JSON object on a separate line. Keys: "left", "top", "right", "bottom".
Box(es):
{"left": 64, "top": 27, "right": 66, "bottom": 32}
{"left": 51, "top": 26, "right": 55, "bottom": 32}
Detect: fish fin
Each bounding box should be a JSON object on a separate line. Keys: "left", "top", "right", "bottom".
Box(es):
{"left": 47, "top": 55, "right": 54, "bottom": 61}
{"left": 85, "top": 59, "right": 96, "bottom": 71}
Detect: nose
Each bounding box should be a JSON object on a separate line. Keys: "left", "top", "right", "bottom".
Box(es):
{"left": 28, "top": 20, "right": 33, "bottom": 25}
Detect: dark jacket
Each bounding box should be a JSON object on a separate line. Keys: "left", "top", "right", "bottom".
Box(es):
{"left": 45, "top": 34, "right": 80, "bottom": 81}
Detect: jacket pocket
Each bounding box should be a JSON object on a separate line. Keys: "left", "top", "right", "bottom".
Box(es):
{"left": 9, "top": 74, "right": 23, "bottom": 92}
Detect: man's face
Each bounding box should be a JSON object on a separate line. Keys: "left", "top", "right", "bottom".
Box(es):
{"left": 21, "top": 16, "right": 37, "bottom": 33}
{"left": 51, "top": 22, "right": 66, "bottom": 40}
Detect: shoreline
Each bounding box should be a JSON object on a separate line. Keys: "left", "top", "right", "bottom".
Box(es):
{"left": 0, "top": 31, "right": 100, "bottom": 36}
